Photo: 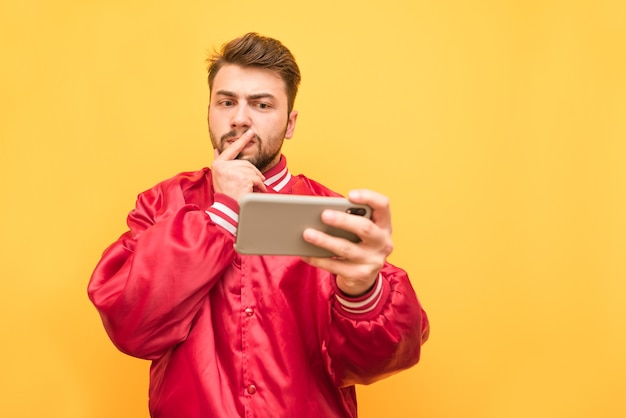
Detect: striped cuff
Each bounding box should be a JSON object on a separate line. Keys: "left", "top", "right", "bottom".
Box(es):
{"left": 333, "top": 274, "right": 384, "bottom": 316}
{"left": 205, "top": 193, "right": 239, "bottom": 236}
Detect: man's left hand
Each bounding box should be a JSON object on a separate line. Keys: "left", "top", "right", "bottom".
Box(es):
{"left": 300, "top": 189, "right": 394, "bottom": 297}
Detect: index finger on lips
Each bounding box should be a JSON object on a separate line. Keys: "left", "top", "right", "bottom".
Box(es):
{"left": 216, "top": 130, "right": 255, "bottom": 161}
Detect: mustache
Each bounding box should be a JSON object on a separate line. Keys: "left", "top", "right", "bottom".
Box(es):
{"left": 220, "top": 130, "right": 262, "bottom": 145}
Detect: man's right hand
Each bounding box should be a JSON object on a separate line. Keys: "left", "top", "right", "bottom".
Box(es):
{"left": 210, "top": 130, "right": 267, "bottom": 202}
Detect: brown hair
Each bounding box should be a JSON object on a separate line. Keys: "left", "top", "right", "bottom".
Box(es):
{"left": 207, "top": 32, "right": 301, "bottom": 113}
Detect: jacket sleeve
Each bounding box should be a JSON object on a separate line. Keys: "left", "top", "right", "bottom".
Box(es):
{"left": 325, "top": 264, "right": 430, "bottom": 387}
{"left": 87, "top": 182, "right": 237, "bottom": 360}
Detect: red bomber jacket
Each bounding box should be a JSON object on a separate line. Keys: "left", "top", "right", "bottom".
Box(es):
{"left": 88, "top": 155, "right": 429, "bottom": 418}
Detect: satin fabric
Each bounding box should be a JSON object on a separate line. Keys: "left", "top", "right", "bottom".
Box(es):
{"left": 88, "top": 156, "right": 429, "bottom": 418}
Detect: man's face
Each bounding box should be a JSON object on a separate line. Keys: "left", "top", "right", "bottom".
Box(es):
{"left": 208, "top": 64, "right": 298, "bottom": 172}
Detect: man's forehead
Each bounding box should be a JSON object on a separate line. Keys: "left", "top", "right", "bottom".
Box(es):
{"left": 212, "top": 64, "right": 287, "bottom": 97}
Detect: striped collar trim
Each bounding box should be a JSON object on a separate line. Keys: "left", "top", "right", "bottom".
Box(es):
{"left": 263, "top": 155, "right": 292, "bottom": 192}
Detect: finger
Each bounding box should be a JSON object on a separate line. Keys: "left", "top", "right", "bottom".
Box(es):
{"left": 302, "top": 228, "right": 363, "bottom": 261}
{"left": 216, "top": 129, "right": 256, "bottom": 161}
{"left": 300, "top": 255, "right": 346, "bottom": 277}
{"left": 253, "top": 173, "right": 267, "bottom": 192}
{"left": 319, "top": 209, "right": 381, "bottom": 243}
{"left": 301, "top": 255, "right": 376, "bottom": 285}
{"left": 348, "top": 189, "right": 392, "bottom": 232}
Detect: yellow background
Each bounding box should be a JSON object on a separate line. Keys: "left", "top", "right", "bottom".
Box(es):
{"left": 1, "top": 0, "right": 624, "bottom": 417}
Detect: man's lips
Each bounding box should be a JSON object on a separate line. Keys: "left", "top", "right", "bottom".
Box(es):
{"left": 225, "top": 139, "right": 256, "bottom": 149}
{"left": 222, "top": 131, "right": 259, "bottom": 150}
{"left": 226, "top": 138, "right": 255, "bottom": 144}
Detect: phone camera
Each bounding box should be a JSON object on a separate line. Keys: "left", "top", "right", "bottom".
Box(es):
{"left": 346, "top": 207, "right": 367, "bottom": 216}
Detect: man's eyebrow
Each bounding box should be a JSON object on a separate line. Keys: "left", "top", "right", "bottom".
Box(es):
{"left": 215, "top": 90, "right": 236, "bottom": 97}
{"left": 214, "top": 90, "right": 276, "bottom": 100}
{"left": 248, "top": 93, "right": 276, "bottom": 100}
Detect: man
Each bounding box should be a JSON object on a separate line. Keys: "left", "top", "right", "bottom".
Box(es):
{"left": 88, "top": 32, "right": 429, "bottom": 418}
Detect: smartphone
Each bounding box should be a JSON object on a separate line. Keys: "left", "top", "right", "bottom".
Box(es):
{"left": 235, "top": 194, "right": 372, "bottom": 257}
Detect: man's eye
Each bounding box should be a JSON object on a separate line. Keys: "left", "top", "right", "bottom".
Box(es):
{"left": 221, "top": 100, "right": 233, "bottom": 107}
{"left": 257, "top": 103, "right": 270, "bottom": 109}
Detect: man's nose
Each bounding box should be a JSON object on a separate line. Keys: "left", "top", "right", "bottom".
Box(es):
{"left": 231, "top": 104, "right": 251, "bottom": 129}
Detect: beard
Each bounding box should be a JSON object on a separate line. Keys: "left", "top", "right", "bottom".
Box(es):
{"left": 210, "top": 127, "right": 286, "bottom": 172}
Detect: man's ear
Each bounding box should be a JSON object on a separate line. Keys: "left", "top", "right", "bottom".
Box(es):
{"left": 285, "top": 110, "right": 298, "bottom": 139}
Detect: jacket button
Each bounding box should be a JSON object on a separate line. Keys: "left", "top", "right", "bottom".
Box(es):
{"left": 244, "top": 307, "right": 254, "bottom": 317}
{"left": 247, "top": 384, "right": 257, "bottom": 395}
